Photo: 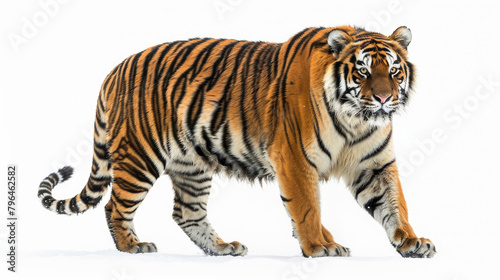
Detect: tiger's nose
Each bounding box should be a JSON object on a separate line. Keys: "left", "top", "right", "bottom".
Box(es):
{"left": 375, "top": 94, "right": 391, "bottom": 104}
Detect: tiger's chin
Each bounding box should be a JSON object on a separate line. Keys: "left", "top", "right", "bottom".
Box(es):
{"left": 337, "top": 106, "right": 395, "bottom": 128}
{"left": 366, "top": 114, "right": 393, "bottom": 127}
{"left": 361, "top": 109, "right": 396, "bottom": 127}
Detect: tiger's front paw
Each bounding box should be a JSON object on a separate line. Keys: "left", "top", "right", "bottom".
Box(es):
{"left": 302, "top": 243, "right": 351, "bottom": 257}
{"left": 124, "top": 242, "right": 158, "bottom": 254}
{"left": 396, "top": 237, "right": 436, "bottom": 258}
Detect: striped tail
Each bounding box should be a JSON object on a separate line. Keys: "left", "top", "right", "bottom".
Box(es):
{"left": 38, "top": 92, "right": 111, "bottom": 215}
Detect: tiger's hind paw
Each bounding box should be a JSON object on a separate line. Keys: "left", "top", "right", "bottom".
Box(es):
{"left": 396, "top": 237, "right": 436, "bottom": 258}
{"left": 205, "top": 241, "right": 248, "bottom": 256}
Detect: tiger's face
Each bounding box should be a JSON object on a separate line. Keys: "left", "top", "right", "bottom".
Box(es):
{"left": 324, "top": 26, "right": 414, "bottom": 126}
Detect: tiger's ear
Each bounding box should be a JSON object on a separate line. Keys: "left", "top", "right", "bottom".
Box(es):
{"left": 327, "top": 30, "right": 352, "bottom": 56}
{"left": 390, "top": 26, "right": 412, "bottom": 50}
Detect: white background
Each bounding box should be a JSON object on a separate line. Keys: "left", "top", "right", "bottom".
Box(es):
{"left": 1, "top": 0, "right": 500, "bottom": 279}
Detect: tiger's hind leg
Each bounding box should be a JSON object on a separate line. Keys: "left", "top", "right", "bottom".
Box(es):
{"left": 105, "top": 145, "right": 163, "bottom": 254}
{"left": 169, "top": 164, "right": 247, "bottom": 256}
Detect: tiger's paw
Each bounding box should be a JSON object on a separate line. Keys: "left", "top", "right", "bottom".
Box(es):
{"left": 302, "top": 243, "right": 351, "bottom": 257}
{"left": 124, "top": 242, "right": 158, "bottom": 254}
{"left": 205, "top": 241, "right": 248, "bottom": 256}
{"left": 396, "top": 237, "right": 436, "bottom": 258}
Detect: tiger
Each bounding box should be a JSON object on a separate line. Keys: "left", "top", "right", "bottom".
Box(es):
{"left": 38, "top": 25, "right": 436, "bottom": 258}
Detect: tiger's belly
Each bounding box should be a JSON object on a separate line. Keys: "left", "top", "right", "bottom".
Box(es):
{"left": 164, "top": 114, "right": 276, "bottom": 181}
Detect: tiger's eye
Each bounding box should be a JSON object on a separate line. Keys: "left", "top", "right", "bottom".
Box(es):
{"left": 359, "top": 68, "right": 368, "bottom": 74}
{"left": 390, "top": 67, "right": 398, "bottom": 74}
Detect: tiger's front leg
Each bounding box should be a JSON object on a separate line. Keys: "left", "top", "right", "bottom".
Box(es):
{"left": 272, "top": 151, "right": 350, "bottom": 257}
{"left": 350, "top": 160, "right": 436, "bottom": 258}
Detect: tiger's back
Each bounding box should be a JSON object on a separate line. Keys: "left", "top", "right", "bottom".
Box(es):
{"left": 38, "top": 26, "right": 436, "bottom": 258}
{"left": 104, "top": 38, "right": 283, "bottom": 180}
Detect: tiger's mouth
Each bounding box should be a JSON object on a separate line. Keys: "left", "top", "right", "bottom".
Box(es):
{"left": 333, "top": 95, "right": 399, "bottom": 123}
{"left": 360, "top": 106, "right": 396, "bottom": 122}
{"left": 355, "top": 97, "right": 398, "bottom": 116}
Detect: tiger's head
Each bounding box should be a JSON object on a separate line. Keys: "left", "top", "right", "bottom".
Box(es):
{"left": 323, "top": 26, "right": 415, "bottom": 126}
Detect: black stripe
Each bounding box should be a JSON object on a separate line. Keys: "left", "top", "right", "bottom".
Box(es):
{"left": 206, "top": 41, "right": 239, "bottom": 91}
{"left": 315, "top": 128, "right": 331, "bottom": 160}
{"left": 42, "top": 196, "right": 55, "bottom": 208}
{"left": 309, "top": 95, "right": 331, "bottom": 160}
{"left": 281, "top": 28, "right": 311, "bottom": 71}
{"left": 278, "top": 29, "right": 316, "bottom": 117}
{"left": 382, "top": 213, "right": 394, "bottom": 226}
{"left": 325, "top": 100, "right": 348, "bottom": 140}
{"left": 360, "top": 130, "right": 392, "bottom": 162}
{"left": 186, "top": 83, "right": 205, "bottom": 137}
{"left": 333, "top": 61, "right": 343, "bottom": 100}
{"left": 175, "top": 181, "right": 211, "bottom": 192}
{"left": 94, "top": 142, "right": 108, "bottom": 159}
{"left": 132, "top": 134, "right": 161, "bottom": 179}
{"left": 210, "top": 87, "right": 232, "bottom": 135}
{"left": 174, "top": 39, "right": 218, "bottom": 108}
{"left": 354, "top": 171, "right": 373, "bottom": 200}
{"left": 354, "top": 159, "right": 395, "bottom": 200}
{"left": 173, "top": 199, "right": 200, "bottom": 213}
{"left": 69, "top": 197, "right": 79, "bottom": 213}
{"left": 208, "top": 43, "right": 240, "bottom": 134}
{"left": 113, "top": 177, "right": 150, "bottom": 194}
{"left": 221, "top": 123, "right": 252, "bottom": 176}
{"left": 87, "top": 181, "right": 106, "bottom": 192}
{"left": 80, "top": 188, "right": 102, "bottom": 207}
{"left": 109, "top": 56, "right": 133, "bottom": 139}
{"left": 280, "top": 195, "right": 292, "bottom": 202}
{"left": 168, "top": 39, "right": 211, "bottom": 154}
{"left": 271, "top": 28, "right": 311, "bottom": 126}
{"left": 300, "top": 207, "right": 312, "bottom": 224}
{"left": 152, "top": 44, "right": 178, "bottom": 157}
{"left": 90, "top": 175, "right": 110, "bottom": 183}
{"left": 46, "top": 173, "right": 58, "bottom": 185}
{"left": 172, "top": 159, "right": 194, "bottom": 166}
{"left": 181, "top": 223, "right": 200, "bottom": 229}
{"left": 272, "top": 44, "right": 281, "bottom": 77}
{"left": 295, "top": 27, "right": 325, "bottom": 57}
{"left": 361, "top": 47, "right": 378, "bottom": 53}
{"left": 37, "top": 189, "right": 51, "bottom": 197}
{"left": 186, "top": 43, "right": 227, "bottom": 139}
{"left": 239, "top": 42, "right": 262, "bottom": 160}
{"left": 113, "top": 191, "right": 142, "bottom": 209}
{"left": 304, "top": 28, "right": 327, "bottom": 56}
{"left": 95, "top": 111, "right": 106, "bottom": 130}
{"left": 184, "top": 176, "right": 212, "bottom": 184}
{"left": 174, "top": 182, "right": 210, "bottom": 197}
{"left": 176, "top": 215, "right": 207, "bottom": 226}
{"left": 293, "top": 114, "right": 317, "bottom": 169}
{"left": 137, "top": 46, "right": 167, "bottom": 170}
{"left": 250, "top": 44, "right": 272, "bottom": 129}
{"left": 341, "top": 64, "right": 350, "bottom": 99}
{"left": 201, "top": 128, "right": 215, "bottom": 155}
{"left": 407, "top": 62, "right": 415, "bottom": 90}
{"left": 350, "top": 127, "right": 378, "bottom": 146}
{"left": 124, "top": 50, "right": 144, "bottom": 137}
{"left": 364, "top": 188, "right": 389, "bottom": 217}
{"left": 373, "top": 159, "right": 396, "bottom": 176}
{"left": 56, "top": 200, "right": 66, "bottom": 214}
{"left": 190, "top": 40, "right": 223, "bottom": 81}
